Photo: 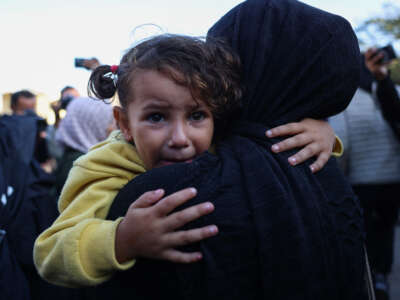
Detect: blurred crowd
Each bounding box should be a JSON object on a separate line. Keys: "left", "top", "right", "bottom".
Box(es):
{"left": 329, "top": 46, "right": 400, "bottom": 300}
{"left": 0, "top": 58, "right": 117, "bottom": 300}
{"left": 1, "top": 44, "right": 400, "bottom": 300}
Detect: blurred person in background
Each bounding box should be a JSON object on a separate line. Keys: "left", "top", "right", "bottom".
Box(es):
{"left": 2, "top": 90, "right": 54, "bottom": 173}
{"left": 54, "top": 97, "right": 115, "bottom": 195}
{"left": 47, "top": 85, "right": 81, "bottom": 161}
{"left": 0, "top": 109, "right": 84, "bottom": 300}
{"left": 330, "top": 47, "right": 400, "bottom": 300}
{"left": 48, "top": 58, "right": 101, "bottom": 159}
{"left": 10, "top": 90, "right": 37, "bottom": 115}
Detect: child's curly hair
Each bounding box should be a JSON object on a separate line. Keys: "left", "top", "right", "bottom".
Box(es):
{"left": 88, "top": 34, "right": 243, "bottom": 139}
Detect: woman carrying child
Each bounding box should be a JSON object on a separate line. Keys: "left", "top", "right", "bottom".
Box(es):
{"left": 35, "top": 0, "right": 366, "bottom": 299}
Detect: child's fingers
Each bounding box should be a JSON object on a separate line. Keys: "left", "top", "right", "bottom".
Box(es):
{"left": 270, "top": 133, "right": 312, "bottom": 153}
{"left": 287, "top": 143, "right": 319, "bottom": 166}
{"left": 162, "top": 249, "right": 203, "bottom": 264}
{"left": 155, "top": 187, "right": 197, "bottom": 216}
{"left": 309, "top": 152, "right": 330, "bottom": 173}
{"left": 266, "top": 122, "right": 304, "bottom": 138}
{"left": 131, "top": 189, "right": 165, "bottom": 209}
{"left": 164, "top": 202, "right": 215, "bottom": 231}
{"left": 165, "top": 225, "right": 219, "bottom": 248}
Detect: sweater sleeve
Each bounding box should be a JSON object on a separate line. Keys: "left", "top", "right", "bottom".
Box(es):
{"left": 33, "top": 166, "right": 133, "bottom": 287}
{"left": 33, "top": 133, "right": 146, "bottom": 287}
{"left": 332, "top": 135, "right": 343, "bottom": 157}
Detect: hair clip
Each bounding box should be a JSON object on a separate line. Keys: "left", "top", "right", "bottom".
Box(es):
{"left": 103, "top": 65, "right": 119, "bottom": 88}
{"left": 110, "top": 65, "right": 119, "bottom": 74}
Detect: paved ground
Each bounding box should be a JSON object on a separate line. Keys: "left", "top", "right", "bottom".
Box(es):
{"left": 389, "top": 225, "right": 400, "bottom": 299}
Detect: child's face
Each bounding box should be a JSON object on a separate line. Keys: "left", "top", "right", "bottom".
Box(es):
{"left": 117, "top": 69, "right": 214, "bottom": 170}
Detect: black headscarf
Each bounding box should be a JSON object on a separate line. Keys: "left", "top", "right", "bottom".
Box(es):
{"left": 95, "top": 0, "right": 366, "bottom": 299}
{"left": 207, "top": 0, "right": 360, "bottom": 127}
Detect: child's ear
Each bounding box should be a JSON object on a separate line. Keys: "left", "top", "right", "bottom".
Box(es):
{"left": 113, "top": 106, "right": 132, "bottom": 141}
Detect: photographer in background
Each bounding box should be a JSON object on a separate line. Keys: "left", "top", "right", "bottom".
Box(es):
{"left": 48, "top": 58, "right": 101, "bottom": 164}
{"left": 47, "top": 86, "right": 81, "bottom": 162}
{"left": 51, "top": 86, "right": 80, "bottom": 128}
{"left": 365, "top": 48, "right": 400, "bottom": 139}
{"left": 330, "top": 46, "right": 400, "bottom": 300}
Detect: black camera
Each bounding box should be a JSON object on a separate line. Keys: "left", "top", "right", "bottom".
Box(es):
{"left": 74, "top": 58, "right": 86, "bottom": 68}
{"left": 374, "top": 44, "right": 397, "bottom": 64}
{"left": 60, "top": 95, "right": 74, "bottom": 109}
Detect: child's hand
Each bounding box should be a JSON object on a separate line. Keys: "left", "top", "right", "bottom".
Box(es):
{"left": 115, "top": 188, "right": 218, "bottom": 264}
{"left": 266, "top": 118, "right": 336, "bottom": 173}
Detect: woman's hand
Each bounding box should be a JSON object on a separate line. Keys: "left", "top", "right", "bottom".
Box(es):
{"left": 266, "top": 118, "right": 336, "bottom": 173}
{"left": 115, "top": 188, "right": 218, "bottom": 264}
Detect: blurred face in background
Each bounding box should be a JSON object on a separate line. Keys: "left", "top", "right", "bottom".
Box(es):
{"left": 13, "top": 96, "right": 37, "bottom": 115}
{"left": 61, "top": 88, "right": 80, "bottom": 100}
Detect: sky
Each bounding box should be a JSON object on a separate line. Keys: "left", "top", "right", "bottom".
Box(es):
{"left": 0, "top": 0, "right": 397, "bottom": 101}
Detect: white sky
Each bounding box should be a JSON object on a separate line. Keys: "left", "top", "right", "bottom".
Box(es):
{"left": 0, "top": 0, "right": 397, "bottom": 100}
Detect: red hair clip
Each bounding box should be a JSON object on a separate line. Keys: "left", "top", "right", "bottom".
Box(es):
{"left": 110, "top": 65, "right": 119, "bottom": 74}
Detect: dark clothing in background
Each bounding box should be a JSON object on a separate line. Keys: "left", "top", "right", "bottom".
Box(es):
{"left": 86, "top": 0, "right": 366, "bottom": 299}
{"left": 353, "top": 184, "right": 400, "bottom": 275}
{"left": 359, "top": 57, "right": 400, "bottom": 139}
{"left": 55, "top": 146, "right": 84, "bottom": 195}
{"left": 358, "top": 67, "right": 400, "bottom": 278}
{"left": 375, "top": 76, "right": 400, "bottom": 139}
{"left": 0, "top": 135, "right": 32, "bottom": 300}
{"left": 0, "top": 115, "right": 84, "bottom": 300}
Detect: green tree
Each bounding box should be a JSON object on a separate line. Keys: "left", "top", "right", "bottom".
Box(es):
{"left": 357, "top": 2, "right": 400, "bottom": 45}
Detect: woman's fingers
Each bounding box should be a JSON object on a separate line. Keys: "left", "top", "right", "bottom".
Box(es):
{"left": 130, "top": 189, "right": 165, "bottom": 209}
{"left": 164, "top": 202, "right": 215, "bottom": 231}
{"left": 154, "top": 187, "right": 197, "bottom": 216}
{"left": 270, "top": 133, "right": 312, "bottom": 153}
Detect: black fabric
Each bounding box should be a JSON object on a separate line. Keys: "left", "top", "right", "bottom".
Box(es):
{"left": 353, "top": 184, "right": 400, "bottom": 275}
{"left": 0, "top": 117, "right": 84, "bottom": 300}
{"left": 92, "top": 0, "right": 366, "bottom": 299}
{"left": 0, "top": 114, "right": 39, "bottom": 165}
{"left": 359, "top": 54, "right": 374, "bottom": 93}
{"left": 376, "top": 76, "right": 400, "bottom": 140}
{"left": 207, "top": 0, "right": 360, "bottom": 127}
{"left": 55, "top": 146, "right": 84, "bottom": 196}
{"left": 0, "top": 122, "right": 32, "bottom": 300}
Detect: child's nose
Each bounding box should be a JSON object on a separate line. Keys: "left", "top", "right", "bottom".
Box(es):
{"left": 168, "top": 123, "right": 189, "bottom": 148}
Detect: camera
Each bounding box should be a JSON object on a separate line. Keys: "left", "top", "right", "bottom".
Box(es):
{"left": 74, "top": 57, "right": 100, "bottom": 70}
{"left": 374, "top": 44, "right": 397, "bottom": 64}
{"left": 74, "top": 58, "right": 86, "bottom": 68}
{"left": 60, "top": 95, "right": 74, "bottom": 109}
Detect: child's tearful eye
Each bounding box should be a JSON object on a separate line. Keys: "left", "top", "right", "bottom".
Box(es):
{"left": 190, "top": 111, "right": 206, "bottom": 121}
{"left": 147, "top": 113, "right": 164, "bottom": 123}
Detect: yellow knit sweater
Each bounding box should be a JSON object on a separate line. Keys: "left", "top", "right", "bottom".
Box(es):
{"left": 34, "top": 131, "right": 145, "bottom": 287}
